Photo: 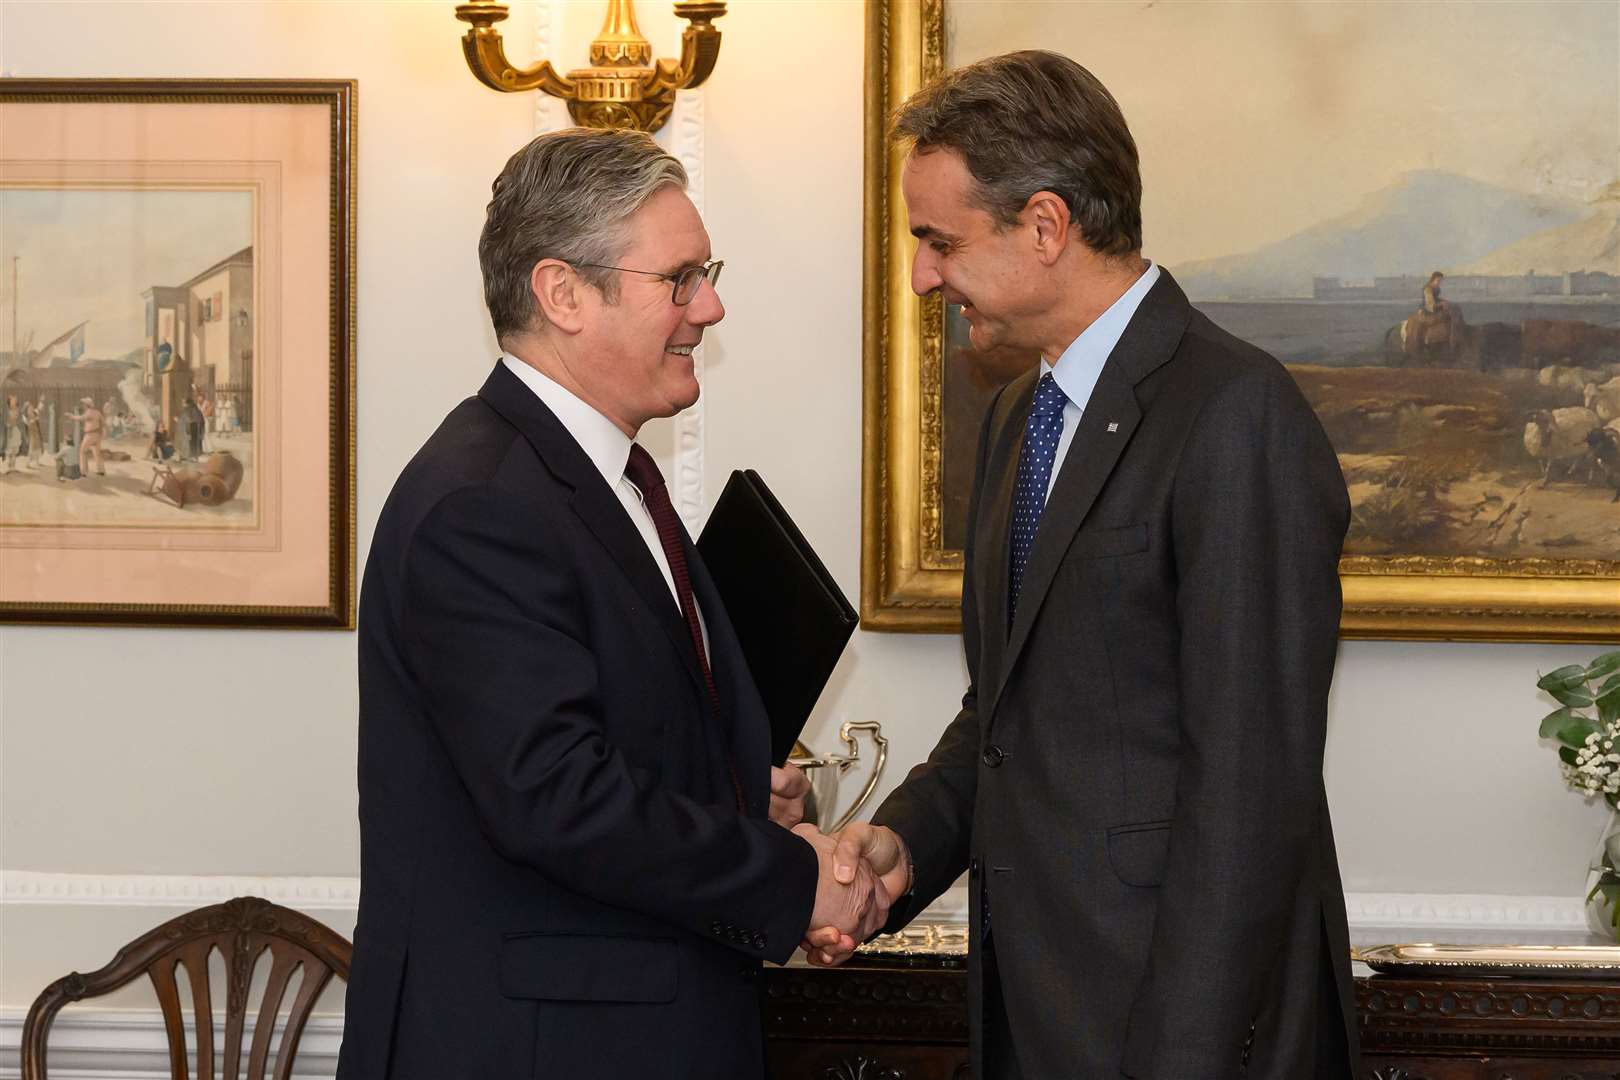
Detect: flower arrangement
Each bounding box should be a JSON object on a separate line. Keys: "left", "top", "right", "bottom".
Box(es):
{"left": 1537, "top": 649, "right": 1620, "bottom": 940}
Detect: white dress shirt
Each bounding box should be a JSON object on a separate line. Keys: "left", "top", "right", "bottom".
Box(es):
{"left": 500, "top": 353, "right": 707, "bottom": 647}
{"left": 1040, "top": 260, "right": 1161, "bottom": 501}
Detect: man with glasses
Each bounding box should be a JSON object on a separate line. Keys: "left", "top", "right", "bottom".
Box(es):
{"left": 339, "top": 128, "right": 890, "bottom": 1080}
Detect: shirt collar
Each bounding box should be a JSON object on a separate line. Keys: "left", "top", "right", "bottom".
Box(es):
{"left": 500, "top": 352, "right": 633, "bottom": 490}
{"left": 1040, "top": 261, "right": 1161, "bottom": 410}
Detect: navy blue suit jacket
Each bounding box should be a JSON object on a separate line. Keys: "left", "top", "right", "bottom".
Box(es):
{"left": 337, "top": 361, "right": 817, "bottom": 1079}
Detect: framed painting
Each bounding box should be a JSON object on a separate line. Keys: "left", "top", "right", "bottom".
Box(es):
{"left": 861, "top": 0, "right": 1620, "bottom": 641}
{"left": 0, "top": 80, "right": 356, "bottom": 628}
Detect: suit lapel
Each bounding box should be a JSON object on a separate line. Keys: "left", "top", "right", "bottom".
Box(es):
{"left": 687, "top": 547, "right": 770, "bottom": 807}
{"left": 570, "top": 481, "right": 708, "bottom": 700}
{"left": 983, "top": 270, "right": 1192, "bottom": 726}
{"left": 476, "top": 362, "right": 706, "bottom": 701}
{"left": 973, "top": 374, "right": 1032, "bottom": 706}
{"left": 997, "top": 374, "right": 1141, "bottom": 696}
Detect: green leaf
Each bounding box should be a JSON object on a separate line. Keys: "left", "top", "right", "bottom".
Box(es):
{"left": 1548, "top": 686, "right": 1597, "bottom": 708}
{"left": 1559, "top": 745, "right": 1580, "bottom": 766}
{"left": 1599, "top": 685, "right": 1620, "bottom": 726}
{"left": 1540, "top": 706, "right": 1581, "bottom": 738}
{"left": 1560, "top": 721, "right": 1600, "bottom": 750}
{"left": 1585, "top": 650, "right": 1620, "bottom": 681}
{"left": 1539, "top": 664, "right": 1589, "bottom": 693}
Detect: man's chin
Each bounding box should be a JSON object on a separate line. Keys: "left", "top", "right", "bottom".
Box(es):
{"left": 966, "top": 320, "right": 1002, "bottom": 353}
{"left": 669, "top": 379, "right": 701, "bottom": 414}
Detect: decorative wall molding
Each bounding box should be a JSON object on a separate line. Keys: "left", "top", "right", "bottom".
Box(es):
{"left": 2, "top": 871, "right": 359, "bottom": 911}
{"left": 667, "top": 88, "right": 707, "bottom": 532}
{"left": 6, "top": 873, "right": 1588, "bottom": 942}
{"left": 0, "top": 1006, "right": 342, "bottom": 1080}
{"left": 1343, "top": 890, "right": 1590, "bottom": 944}
{"left": 531, "top": 0, "right": 570, "bottom": 134}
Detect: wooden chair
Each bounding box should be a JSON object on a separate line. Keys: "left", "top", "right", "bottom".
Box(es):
{"left": 21, "top": 896, "right": 352, "bottom": 1080}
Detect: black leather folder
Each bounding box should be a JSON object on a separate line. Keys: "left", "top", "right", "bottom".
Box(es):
{"left": 697, "top": 470, "right": 858, "bottom": 764}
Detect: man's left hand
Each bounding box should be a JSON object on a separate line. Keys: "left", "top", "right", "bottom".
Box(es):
{"left": 768, "top": 764, "right": 810, "bottom": 829}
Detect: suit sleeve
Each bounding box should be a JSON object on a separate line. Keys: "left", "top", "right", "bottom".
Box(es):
{"left": 1122, "top": 367, "right": 1350, "bottom": 1076}
{"left": 397, "top": 485, "right": 818, "bottom": 964}
{"left": 870, "top": 386, "right": 1007, "bottom": 928}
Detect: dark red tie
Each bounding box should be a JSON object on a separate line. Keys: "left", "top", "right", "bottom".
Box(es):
{"left": 624, "top": 444, "right": 746, "bottom": 813}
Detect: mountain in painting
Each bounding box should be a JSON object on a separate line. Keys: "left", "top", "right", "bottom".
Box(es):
{"left": 1457, "top": 181, "right": 1620, "bottom": 276}
{"left": 1169, "top": 170, "right": 1587, "bottom": 300}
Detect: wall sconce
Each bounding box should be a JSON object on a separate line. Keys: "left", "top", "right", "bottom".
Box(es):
{"left": 454, "top": 0, "right": 727, "bottom": 134}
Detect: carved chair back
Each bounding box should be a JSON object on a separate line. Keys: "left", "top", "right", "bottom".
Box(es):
{"left": 20, "top": 896, "right": 352, "bottom": 1080}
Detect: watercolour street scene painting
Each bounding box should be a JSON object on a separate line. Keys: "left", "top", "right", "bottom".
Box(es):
{"left": 941, "top": 1, "right": 1620, "bottom": 564}
{"left": 1, "top": 187, "right": 257, "bottom": 530}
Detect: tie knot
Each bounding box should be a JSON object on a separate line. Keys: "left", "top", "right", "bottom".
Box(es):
{"left": 625, "top": 443, "right": 665, "bottom": 495}
{"left": 1033, "top": 372, "right": 1068, "bottom": 420}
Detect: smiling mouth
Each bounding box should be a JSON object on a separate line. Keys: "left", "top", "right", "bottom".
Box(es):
{"left": 666, "top": 344, "right": 697, "bottom": 356}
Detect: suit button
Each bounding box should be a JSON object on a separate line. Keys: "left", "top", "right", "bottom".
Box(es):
{"left": 752, "top": 933, "right": 767, "bottom": 951}
{"left": 739, "top": 964, "right": 757, "bottom": 981}
{"left": 711, "top": 921, "right": 724, "bottom": 935}
{"left": 982, "top": 745, "right": 1005, "bottom": 768}
{"left": 969, "top": 857, "right": 980, "bottom": 877}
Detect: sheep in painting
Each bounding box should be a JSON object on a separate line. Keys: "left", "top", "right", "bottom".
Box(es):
{"left": 1584, "top": 376, "right": 1620, "bottom": 422}
{"left": 1523, "top": 407, "right": 1600, "bottom": 482}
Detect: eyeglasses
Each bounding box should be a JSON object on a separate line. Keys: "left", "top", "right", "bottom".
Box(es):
{"left": 573, "top": 259, "right": 724, "bottom": 306}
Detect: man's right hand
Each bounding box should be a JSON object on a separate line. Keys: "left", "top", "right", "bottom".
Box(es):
{"left": 794, "top": 823, "right": 892, "bottom": 947}
{"left": 831, "top": 822, "right": 912, "bottom": 900}
{"left": 801, "top": 822, "right": 913, "bottom": 966}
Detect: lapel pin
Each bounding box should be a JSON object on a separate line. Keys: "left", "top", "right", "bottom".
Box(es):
{"left": 1106, "top": 421, "right": 1119, "bottom": 433}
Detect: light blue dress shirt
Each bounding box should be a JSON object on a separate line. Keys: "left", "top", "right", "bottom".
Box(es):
{"left": 1040, "top": 261, "right": 1161, "bottom": 501}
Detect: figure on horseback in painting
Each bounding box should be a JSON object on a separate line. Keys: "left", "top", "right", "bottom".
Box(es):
{"left": 1402, "top": 270, "right": 1466, "bottom": 364}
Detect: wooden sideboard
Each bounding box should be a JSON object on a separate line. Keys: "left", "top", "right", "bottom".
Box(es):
{"left": 763, "top": 957, "right": 1620, "bottom": 1080}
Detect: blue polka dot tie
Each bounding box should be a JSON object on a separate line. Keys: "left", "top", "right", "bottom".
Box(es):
{"left": 1008, "top": 372, "right": 1069, "bottom": 622}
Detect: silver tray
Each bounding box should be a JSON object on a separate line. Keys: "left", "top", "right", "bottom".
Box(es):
{"left": 1361, "top": 942, "right": 1620, "bottom": 980}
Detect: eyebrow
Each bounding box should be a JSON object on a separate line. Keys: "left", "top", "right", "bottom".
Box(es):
{"left": 910, "top": 224, "right": 957, "bottom": 245}
{"left": 662, "top": 253, "right": 712, "bottom": 275}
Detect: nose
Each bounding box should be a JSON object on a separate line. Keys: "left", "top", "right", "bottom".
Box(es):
{"left": 686, "top": 278, "right": 725, "bottom": 327}
{"left": 911, "top": 247, "right": 942, "bottom": 298}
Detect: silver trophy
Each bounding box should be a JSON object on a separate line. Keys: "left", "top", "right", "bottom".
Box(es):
{"left": 788, "top": 720, "right": 888, "bottom": 832}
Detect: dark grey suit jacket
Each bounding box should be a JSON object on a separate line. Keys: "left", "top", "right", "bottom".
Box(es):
{"left": 873, "top": 271, "right": 1358, "bottom": 1079}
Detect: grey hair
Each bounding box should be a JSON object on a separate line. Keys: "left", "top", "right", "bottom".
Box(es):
{"left": 479, "top": 127, "right": 687, "bottom": 342}
{"left": 892, "top": 50, "right": 1142, "bottom": 257}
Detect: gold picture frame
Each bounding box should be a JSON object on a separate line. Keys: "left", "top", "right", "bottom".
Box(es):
{"left": 859, "top": 0, "right": 1620, "bottom": 641}
{"left": 0, "top": 79, "right": 356, "bottom": 629}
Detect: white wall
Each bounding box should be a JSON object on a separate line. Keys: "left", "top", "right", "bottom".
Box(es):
{"left": 1, "top": 0, "right": 1610, "bottom": 1031}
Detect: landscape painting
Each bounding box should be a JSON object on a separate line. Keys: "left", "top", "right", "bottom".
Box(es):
{"left": 939, "top": 0, "right": 1620, "bottom": 564}
{"left": 1, "top": 187, "right": 258, "bottom": 529}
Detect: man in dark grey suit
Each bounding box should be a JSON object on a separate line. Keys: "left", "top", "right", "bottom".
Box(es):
{"left": 809, "top": 52, "right": 1358, "bottom": 1079}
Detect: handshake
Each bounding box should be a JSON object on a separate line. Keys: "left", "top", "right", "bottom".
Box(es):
{"left": 770, "top": 765, "right": 913, "bottom": 967}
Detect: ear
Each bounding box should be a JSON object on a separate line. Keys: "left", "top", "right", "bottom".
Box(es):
{"left": 531, "top": 258, "right": 588, "bottom": 334}
{"left": 1024, "top": 191, "right": 1072, "bottom": 267}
